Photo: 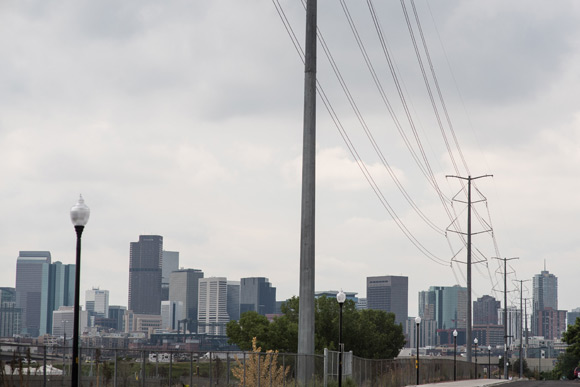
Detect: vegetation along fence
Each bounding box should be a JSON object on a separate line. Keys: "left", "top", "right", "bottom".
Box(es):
{"left": 0, "top": 344, "right": 503, "bottom": 387}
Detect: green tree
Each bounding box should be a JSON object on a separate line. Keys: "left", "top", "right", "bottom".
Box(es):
{"left": 552, "top": 317, "right": 580, "bottom": 379}
{"left": 227, "top": 296, "right": 405, "bottom": 359}
{"left": 226, "top": 311, "right": 271, "bottom": 350}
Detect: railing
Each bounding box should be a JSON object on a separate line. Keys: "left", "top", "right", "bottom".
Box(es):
{"left": 0, "top": 343, "right": 503, "bottom": 387}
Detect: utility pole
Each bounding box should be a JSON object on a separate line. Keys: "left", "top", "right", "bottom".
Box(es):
{"left": 524, "top": 297, "right": 530, "bottom": 359}
{"left": 517, "top": 280, "right": 530, "bottom": 379}
{"left": 493, "top": 256, "right": 518, "bottom": 379}
{"left": 298, "top": 0, "right": 317, "bottom": 384}
{"left": 446, "top": 174, "right": 492, "bottom": 364}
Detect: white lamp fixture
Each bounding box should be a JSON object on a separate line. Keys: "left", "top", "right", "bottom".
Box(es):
{"left": 70, "top": 194, "right": 90, "bottom": 226}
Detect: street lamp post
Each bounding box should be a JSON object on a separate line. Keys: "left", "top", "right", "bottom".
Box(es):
{"left": 336, "top": 290, "right": 346, "bottom": 387}
{"left": 474, "top": 338, "right": 478, "bottom": 378}
{"left": 488, "top": 346, "right": 491, "bottom": 379}
{"left": 70, "top": 195, "right": 90, "bottom": 387}
{"left": 453, "top": 330, "right": 458, "bottom": 381}
{"left": 415, "top": 317, "right": 421, "bottom": 385}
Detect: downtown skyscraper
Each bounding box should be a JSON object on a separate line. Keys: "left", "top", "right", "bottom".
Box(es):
{"left": 240, "top": 277, "right": 276, "bottom": 316}
{"left": 128, "top": 235, "right": 163, "bottom": 315}
{"left": 532, "top": 268, "right": 565, "bottom": 338}
{"left": 367, "top": 275, "right": 408, "bottom": 326}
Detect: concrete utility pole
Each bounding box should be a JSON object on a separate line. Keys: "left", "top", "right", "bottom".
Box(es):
{"left": 517, "top": 279, "right": 530, "bottom": 378}
{"left": 524, "top": 297, "right": 530, "bottom": 359}
{"left": 298, "top": 0, "right": 317, "bottom": 384}
{"left": 446, "top": 174, "right": 492, "bottom": 364}
{"left": 493, "top": 256, "right": 518, "bottom": 379}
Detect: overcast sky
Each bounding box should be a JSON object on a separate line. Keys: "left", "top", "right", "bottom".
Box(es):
{"left": 1, "top": 0, "right": 579, "bottom": 318}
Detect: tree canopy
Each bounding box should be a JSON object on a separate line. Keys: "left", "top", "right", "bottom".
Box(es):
{"left": 552, "top": 317, "right": 580, "bottom": 379}
{"left": 226, "top": 296, "right": 405, "bottom": 359}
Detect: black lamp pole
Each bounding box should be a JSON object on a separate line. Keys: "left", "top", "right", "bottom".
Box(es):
{"left": 70, "top": 195, "right": 90, "bottom": 387}
{"left": 488, "top": 346, "right": 491, "bottom": 379}
{"left": 474, "top": 338, "right": 478, "bottom": 379}
{"left": 415, "top": 317, "right": 421, "bottom": 385}
{"left": 453, "top": 330, "right": 457, "bottom": 381}
{"left": 336, "top": 290, "right": 345, "bottom": 387}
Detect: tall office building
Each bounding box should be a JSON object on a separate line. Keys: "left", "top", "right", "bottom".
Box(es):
{"left": 240, "top": 277, "right": 276, "bottom": 316}
{"left": 419, "top": 285, "right": 467, "bottom": 330}
{"left": 367, "top": 275, "right": 408, "bottom": 326}
{"left": 532, "top": 269, "right": 558, "bottom": 335}
{"left": 47, "top": 261, "right": 75, "bottom": 334}
{"left": 128, "top": 235, "right": 163, "bottom": 315}
{"left": 169, "top": 268, "right": 204, "bottom": 327}
{"left": 86, "top": 287, "right": 110, "bottom": 320}
{"left": 198, "top": 277, "right": 229, "bottom": 335}
{"left": 0, "top": 288, "right": 21, "bottom": 337}
{"left": 161, "top": 251, "right": 179, "bottom": 301}
{"left": 568, "top": 307, "right": 580, "bottom": 327}
{"left": 473, "top": 295, "right": 500, "bottom": 325}
{"left": 498, "top": 306, "right": 522, "bottom": 346}
{"left": 52, "top": 306, "right": 88, "bottom": 337}
{"left": 15, "top": 251, "right": 51, "bottom": 336}
{"left": 108, "top": 305, "right": 127, "bottom": 332}
{"left": 227, "top": 281, "right": 240, "bottom": 321}
{"left": 536, "top": 308, "right": 566, "bottom": 339}
{"left": 161, "top": 300, "right": 184, "bottom": 331}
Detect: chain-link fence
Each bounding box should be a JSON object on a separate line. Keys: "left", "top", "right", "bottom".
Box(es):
{"left": 0, "top": 343, "right": 503, "bottom": 387}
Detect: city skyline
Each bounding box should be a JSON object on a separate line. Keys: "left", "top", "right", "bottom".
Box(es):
{"left": 2, "top": 1, "right": 580, "bottom": 317}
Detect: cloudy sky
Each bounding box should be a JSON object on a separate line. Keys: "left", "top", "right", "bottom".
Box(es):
{"left": 1, "top": 0, "right": 579, "bottom": 318}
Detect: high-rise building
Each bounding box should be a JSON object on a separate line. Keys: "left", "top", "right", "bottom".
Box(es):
{"left": 15, "top": 251, "right": 51, "bottom": 337}
{"left": 86, "top": 287, "right": 110, "bottom": 321}
{"left": 568, "top": 307, "right": 580, "bottom": 327}
{"left": 108, "top": 306, "right": 127, "bottom": 332}
{"left": 405, "top": 317, "right": 437, "bottom": 348}
{"left": 128, "top": 235, "right": 163, "bottom": 315}
{"left": 52, "top": 306, "right": 88, "bottom": 337}
{"left": 47, "top": 261, "right": 75, "bottom": 334}
{"left": 356, "top": 298, "right": 367, "bottom": 310}
{"left": 473, "top": 295, "right": 500, "bottom": 325}
{"left": 0, "top": 288, "right": 21, "bottom": 337}
{"left": 198, "top": 277, "right": 229, "bottom": 335}
{"left": 532, "top": 269, "right": 558, "bottom": 336}
{"left": 227, "top": 281, "right": 240, "bottom": 321}
{"left": 536, "top": 308, "right": 566, "bottom": 339}
{"left": 419, "top": 285, "right": 467, "bottom": 330}
{"left": 498, "top": 306, "right": 522, "bottom": 347}
{"left": 161, "top": 300, "right": 184, "bottom": 331}
{"left": 161, "top": 251, "right": 179, "bottom": 301}
{"left": 366, "top": 275, "right": 408, "bottom": 326}
{"left": 240, "top": 277, "right": 276, "bottom": 316}
{"left": 169, "top": 268, "right": 204, "bottom": 327}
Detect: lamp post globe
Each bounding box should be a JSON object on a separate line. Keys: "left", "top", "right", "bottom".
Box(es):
{"left": 336, "top": 290, "right": 346, "bottom": 387}
{"left": 453, "top": 330, "right": 458, "bottom": 381}
{"left": 70, "top": 195, "right": 90, "bottom": 387}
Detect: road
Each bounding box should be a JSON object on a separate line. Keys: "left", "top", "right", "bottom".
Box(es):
{"left": 508, "top": 381, "right": 580, "bottom": 387}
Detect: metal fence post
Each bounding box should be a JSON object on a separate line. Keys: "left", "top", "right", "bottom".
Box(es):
{"left": 190, "top": 352, "right": 193, "bottom": 387}
{"left": 323, "top": 348, "right": 328, "bottom": 387}
{"left": 257, "top": 351, "right": 261, "bottom": 387}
